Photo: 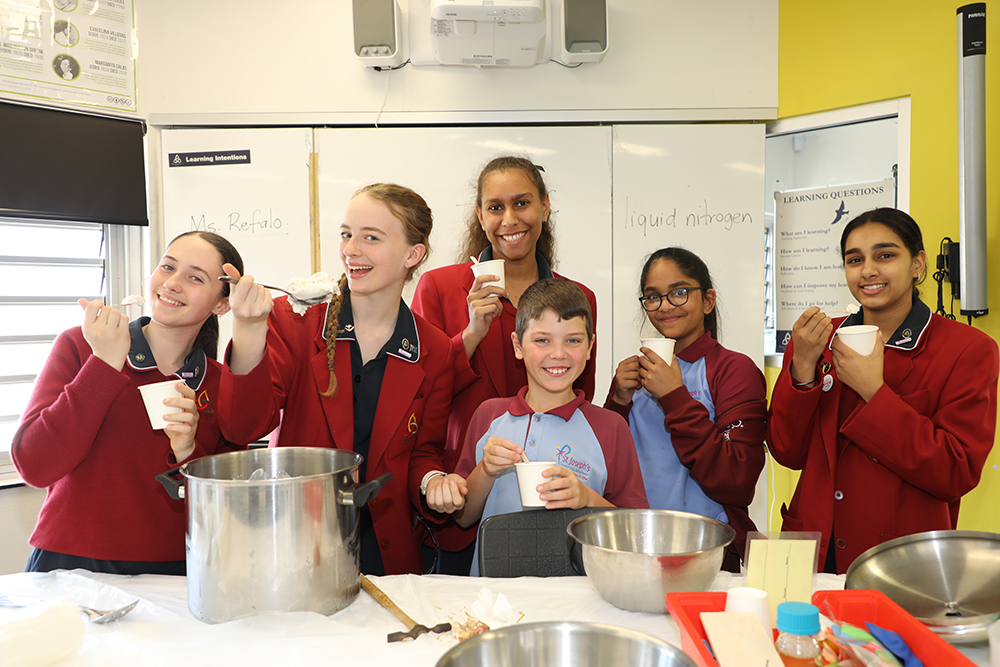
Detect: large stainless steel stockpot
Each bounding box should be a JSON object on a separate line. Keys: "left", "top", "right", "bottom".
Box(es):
{"left": 156, "top": 447, "right": 389, "bottom": 624}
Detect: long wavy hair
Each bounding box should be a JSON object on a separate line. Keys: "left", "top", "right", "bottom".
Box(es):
{"left": 457, "top": 155, "right": 556, "bottom": 267}
{"left": 319, "top": 183, "right": 433, "bottom": 397}
{"left": 165, "top": 231, "right": 244, "bottom": 360}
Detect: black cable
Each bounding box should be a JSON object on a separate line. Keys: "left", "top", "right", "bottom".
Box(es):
{"left": 373, "top": 59, "right": 411, "bottom": 72}
{"left": 548, "top": 59, "right": 583, "bottom": 68}
{"left": 933, "top": 237, "right": 956, "bottom": 320}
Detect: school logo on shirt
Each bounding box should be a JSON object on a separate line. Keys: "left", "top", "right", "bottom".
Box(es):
{"left": 196, "top": 390, "right": 215, "bottom": 414}
{"left": 555, "top": 444, "right": 592, "bottom": 482}
{"left": 407, "top": 413, "right": 418, "bottom": 435}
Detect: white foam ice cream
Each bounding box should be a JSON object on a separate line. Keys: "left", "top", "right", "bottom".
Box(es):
{"left": 120, "top": 295, "right": 145, "bottom": 306}
{"left": 846, "top": 303, "right": 860, "bottom": 314}
{"left": 285, "top": 271, "right": 339, "bottom": 316}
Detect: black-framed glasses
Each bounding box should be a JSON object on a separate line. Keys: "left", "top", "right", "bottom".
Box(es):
{"left": 638, "top": 287, "right": 707, "bottom": 311}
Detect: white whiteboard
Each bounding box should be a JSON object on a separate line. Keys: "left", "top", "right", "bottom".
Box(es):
{"left": 161, "top": 127, "right": 314, "bottom": 353}
{"left": 315, "top": 126, "right": 614, "bottom": 392}
{"left": 155, "top": 124, "right": 764, "bottom": 395}
{"left": 612, "top": 124, "right": 765, "bottom": 373}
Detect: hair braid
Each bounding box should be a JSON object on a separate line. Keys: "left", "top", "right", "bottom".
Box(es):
{"left": 319, "top": 274, "right": 350, "bottom": 398}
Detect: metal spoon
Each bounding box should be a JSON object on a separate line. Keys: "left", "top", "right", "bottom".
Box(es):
{"left": 79, "top": 599, "right": 139, "bottom": 624}
{"left": 217, "top": 276, "right": 332, "bottom": 307}
{"left": 0, "top": 596, "right": 139, "bottom": 624}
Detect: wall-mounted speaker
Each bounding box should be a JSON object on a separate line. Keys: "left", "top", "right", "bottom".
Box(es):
{"left": 353, "top": 0, "right": 404, "bottom": 68}
{"left": 957, "top": 3, "right": 987, "bottom": 316}
{"left": 559, "top": 0, "right": 608, "bottom": 65}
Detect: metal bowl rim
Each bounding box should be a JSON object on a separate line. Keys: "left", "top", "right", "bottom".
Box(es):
{"left": 845, "top": 529, "right": 1000, "bottom": 642}
{"left": 435, "top": 620, "right": 691, "bottom": 666}
{"left": 566, "top": 508, "right": 736, "bottom": 557}
{"left": 845, "top": 529, "right": 1000, "bottom": 583}
{"left": 177, "top": 446, "right": 364, "bottom": 483}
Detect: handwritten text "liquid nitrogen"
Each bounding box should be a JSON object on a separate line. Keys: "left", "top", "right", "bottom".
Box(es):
{"left": 189, "top": 209, "right": 284, "bottom": 235}
{"left": 625, "top": 199, "right": 752, "bottom": 236}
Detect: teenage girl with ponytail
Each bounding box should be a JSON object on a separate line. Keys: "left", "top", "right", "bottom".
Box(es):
{"left": 604, "top": 247, "right": 767, "bottom": 572}
{"left": 13, "top": 232, "right": 255, "bottom": 575}
{"left": 225, "top": 183, "right": 466, "bottom": 576}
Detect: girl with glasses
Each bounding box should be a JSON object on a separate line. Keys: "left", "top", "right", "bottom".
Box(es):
{"left": 604, "top": 247, "right": 767, "bottom": 571}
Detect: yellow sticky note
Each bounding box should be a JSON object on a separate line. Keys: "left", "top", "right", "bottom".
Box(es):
{"left": 746, "top": 538, "right": 816, "bottom": 627}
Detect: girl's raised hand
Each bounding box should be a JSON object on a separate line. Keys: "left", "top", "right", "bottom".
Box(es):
{"left": 223, "top": 263, "right": 272, "bottom": 326}
{"left": 831, "top": 330, "right": 885, "bottom": 402}
{"left": 612, "top": 355, "right": 642, "bottom": 405}
{"left": 638, "top": 348, "right": 683, "bottom": 399}
{"left": 78, "top": 298, "right": 130, "bottom": 372}
{"left": 479, "top": 436, "right": 523, "bottom": 478}
{"left": 462, "top": 274, "right": 507, "bottom": 358}
{"left": 162, "top": 381, "right": 199, "bottom": 462}
{"left": 223, "top": 263, "right": 271, "bottom": 375}
{"left": 790, "top": 306, "right": 833, "bottom": 385}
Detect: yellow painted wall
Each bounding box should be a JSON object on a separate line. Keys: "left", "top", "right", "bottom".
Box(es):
{"left": 771, "top": 0, "right": 1000, "bottom": 532}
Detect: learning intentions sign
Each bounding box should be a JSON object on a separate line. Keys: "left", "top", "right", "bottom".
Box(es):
{"left": 773, "top": 180, "right": 894, "bottom": 352}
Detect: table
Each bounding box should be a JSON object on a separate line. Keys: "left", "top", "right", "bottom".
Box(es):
{"left": 0, "top": 570, "right": 991, "bottom": 666}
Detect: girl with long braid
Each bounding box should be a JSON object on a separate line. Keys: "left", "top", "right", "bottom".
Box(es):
{"left": 225, "top": 183, "right": 465, "bottom": 575}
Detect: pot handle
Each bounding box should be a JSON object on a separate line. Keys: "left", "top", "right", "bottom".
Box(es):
{"left": 341, "top": 472, "right": 393, "bottom": 507}
{"left": 155, "top": 465, "right": 185, "bottom": 500}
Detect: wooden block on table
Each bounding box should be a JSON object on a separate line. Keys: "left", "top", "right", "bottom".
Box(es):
{"left": 700, "top": 611, "right": 783, "bottom": 667}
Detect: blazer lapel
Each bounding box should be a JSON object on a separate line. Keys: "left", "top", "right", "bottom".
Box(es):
{"left": 368, "top": 356, "right": 425, "bottom": 471}
{"left": 311, "top": 339, "right": 354, "bottom": 450}
{"left": 479, "top": 314, "right": 509, "bottom": 397}
{"left": 882, "top": 349, "right": 916, "bottom": 391}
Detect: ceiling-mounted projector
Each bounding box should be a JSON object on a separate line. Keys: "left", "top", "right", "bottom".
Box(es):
{"left": 430, "top": 0, "right": 546, "bottom": 67}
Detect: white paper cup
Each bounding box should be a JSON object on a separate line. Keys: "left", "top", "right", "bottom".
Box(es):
{"left": 837, "top": 324, "right": 879, "bottom": 355}
{"left": 640, "top": 337, "right": 675, "bottom": 365}
{"left": 989, "top": 618, "right": 1000, "bottom": 667}
{"left": 515, "top": 462, "right": 552, "bottom": 507}
{"left": 725, "top": 586, "right": 772, "bottom": 631}
{"left": 139, "top": 379, "right": 184, "bottom": 430}
{"left": 471, "top": 259, "right": 505, "bottom": 290}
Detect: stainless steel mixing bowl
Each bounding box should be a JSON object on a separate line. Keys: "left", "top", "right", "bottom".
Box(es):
{"left": 435, "top": 621, "right": 698, "bottom": 667}
{"left": 845, "top": 530, "right": 1000, "bottom": 643}
{"left": 567, "top": 509, "right": 735, "bottom": 613}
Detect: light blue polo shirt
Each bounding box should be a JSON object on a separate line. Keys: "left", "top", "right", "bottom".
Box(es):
{"left": 629, "top": 356, "right": 727, "bottom": 524}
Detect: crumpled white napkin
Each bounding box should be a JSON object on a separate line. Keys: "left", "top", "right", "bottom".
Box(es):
{"left": 470, "top": 587, "right": 517, "bottom": 628}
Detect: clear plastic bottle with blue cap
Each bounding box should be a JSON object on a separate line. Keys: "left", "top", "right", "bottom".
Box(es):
{"left": 774, "top": 601, "right": 821, "bottom": 666}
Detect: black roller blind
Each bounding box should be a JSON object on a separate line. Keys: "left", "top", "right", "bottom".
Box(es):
{"left": 0, "top": 101, "right": 148, "bottom": 226}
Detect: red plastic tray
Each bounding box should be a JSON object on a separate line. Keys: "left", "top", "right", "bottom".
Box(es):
{"left": 664, "top": 589, "right": 975, "bottom": 667}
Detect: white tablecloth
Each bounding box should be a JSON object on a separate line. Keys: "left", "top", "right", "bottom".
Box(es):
{"left": 0, "top": 569, "right": 991, "bottom": 666}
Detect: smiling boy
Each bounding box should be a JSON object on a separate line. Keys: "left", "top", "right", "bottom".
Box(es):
{"left": 453, "top": 278, "right": 648, "bottom": 575}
